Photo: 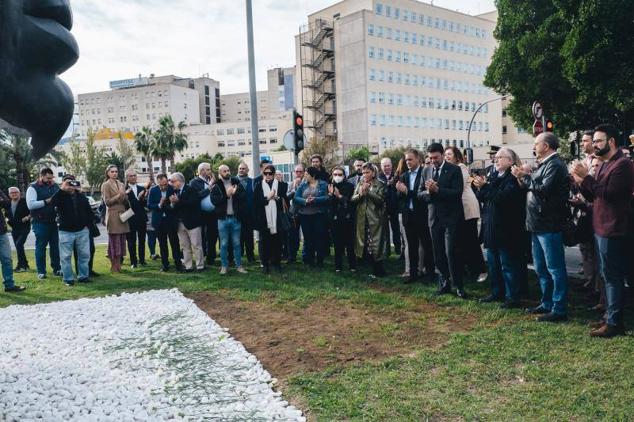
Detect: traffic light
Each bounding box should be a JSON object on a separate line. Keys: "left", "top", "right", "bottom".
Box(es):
{"left": 545, "top": 119, "right": 554, "bottom": 132}
{"left": 293, "top": 111, "right": 304, "bottom": 153}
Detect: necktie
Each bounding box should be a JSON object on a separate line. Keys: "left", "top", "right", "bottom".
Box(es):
{"left": 433, "top": 167, "right": 440, "bottom": 182}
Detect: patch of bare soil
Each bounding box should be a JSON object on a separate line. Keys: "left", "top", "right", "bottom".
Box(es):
{"left": 189, "top": 292, "right": 476, "bottom": 381}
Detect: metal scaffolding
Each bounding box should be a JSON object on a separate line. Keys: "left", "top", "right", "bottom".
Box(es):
{"left": 299, "top": 19, "right": 337, "bottom": 140}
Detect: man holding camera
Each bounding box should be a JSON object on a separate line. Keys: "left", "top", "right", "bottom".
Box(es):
{"left": 48, "top": 175, "right": 94, "bottom": 286}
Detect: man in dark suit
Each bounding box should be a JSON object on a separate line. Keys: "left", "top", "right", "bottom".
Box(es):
{"left": 396, "top": 149, "right": 434, "bottom": 283}
{"left": 4, "top": 187, "right": 31, "bottom": 271}
{"left": 379, "top": 157, "right": 401, "bottom": 258}
{"left": 125, "top": 169, "right": 148, "bottom": 268}
{"left": 419, "top": 143, "right": 467, "bottom": 298}
{"left": 169, "top": 172, "right": 204, "bottom": 272}
{"left": 347, "top": 159, "right": 366, "bottom": 186}
{"left": 237, "top": 161, "right": 256, "bottom": 263}
{"left": 189, "top": 162, "right": 218, "bottom": 265}
{"left": 148, "top": 173, "right": 182, "bottom": 272}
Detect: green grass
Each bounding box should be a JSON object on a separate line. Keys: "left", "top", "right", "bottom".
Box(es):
{"left": 2, "top": 246, "right": 633, "bottom": 421}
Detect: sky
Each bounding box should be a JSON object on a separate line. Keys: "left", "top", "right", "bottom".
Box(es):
{"left": 63, "top": 0, "right": 496, "bottom": 97}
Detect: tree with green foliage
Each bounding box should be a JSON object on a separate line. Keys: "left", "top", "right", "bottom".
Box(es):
{"left": 174, "top": 153, "right": 214, "bottom": 182}
{"left": 116, "top": 133, "right": 136, "bottom": 176}
{"left": 61, "top": 137, "right": 86, "bottom": 181}
{"left": 485, "top": 0, "right": 634, "bottom": 139}
{"left": 345, "top": 145, "right": 371, "bottom": 165}
{"left": 84, "top": 130, "right": 109, "bottom": 196}
{"left": 212, "top": 156, "right": 241, "bottom": 175}
{"left": 134, "top": 126, "right": 156, "bottom": 182}
{"left": 374, "top": 146, "right": 410, "bottom": 169}
{"left": 300, "top": 136, "right": 340, "bottom": 171}
{"left": 154, "top": 115, "right": 188, "bottom": 174}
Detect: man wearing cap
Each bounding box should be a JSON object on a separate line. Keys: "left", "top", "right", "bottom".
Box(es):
{"left": 485, "top": 145, "right": 500, "bottom": 178}
{"left": 3, "top": 187, "right": 31, "bottom": 272}
{"left": 48, "top": 175, "right": 94, "bottom": 286}
{"left": 512, "top": 132, "right": 570, "bottom": 322}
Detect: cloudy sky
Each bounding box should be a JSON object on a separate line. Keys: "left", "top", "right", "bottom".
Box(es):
{"left": 63, "top": 0, "right": 496, "bottom": 96}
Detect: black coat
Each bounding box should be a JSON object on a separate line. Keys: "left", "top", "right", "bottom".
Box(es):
{"left": 378, "top": 173, "right": 398, "bottom": 216}
{"left": 3, "top": 197, "right": 30, "bottom": 232}
{"left": 476, "top": 171, "right": 527, "bottom": 252}
{"left": 397, "top": 167, "right": 425, "bottom": 224}
{"left": 522, "top": 154, "right": 570, "bottom": 233}
{"left": 50, "top": 190, "right": 94, "bottom": 232}
{"left": 329, "top": 180, "right": 355, "bottom": 223}
{"left": 171, "top": 185, "right": 202, "bottom": 230}
{"left": 210, "top": 177, "right": 247, "bottom": 221}
{"left": 418, "top": 162, "right": 464, "bottom": 227}
{"left": 125, "top": 184, "right": 148, "bottom": 229}
{"left": 253, "top": 180, "right": 288, "bottom": 233}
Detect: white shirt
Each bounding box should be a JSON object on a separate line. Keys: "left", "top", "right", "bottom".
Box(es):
{"left": 26, "top": 186, "right": 46, "bottom": 210}
{"left": 128, "top": 183, "right": 139, "bottom": 199}
{"left": 539, "top": 152, "right": 558, "bottom": 165}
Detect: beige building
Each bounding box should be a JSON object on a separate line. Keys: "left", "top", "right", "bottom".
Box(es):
{"left": 77, "top": 74, "right": 220, "bottom": 138}
{"left": 297, "top": 0, "right": 533, "bottom": 160}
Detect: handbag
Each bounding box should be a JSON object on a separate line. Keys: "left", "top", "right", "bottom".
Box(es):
{"left": 119, "top": 208, "right": 135, "bottom": 223}
{"left": 276, "top": 199, "right": 291, "bottom": 232}
{"left": 89, "top": 222, "right": 101, "bottom": 238}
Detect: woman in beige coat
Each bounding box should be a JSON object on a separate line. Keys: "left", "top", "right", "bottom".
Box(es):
{"left": 445, "top": 147, "right": 487, "bottom": 283}
{"left": 101, "top": 165, "right": 130, "bottom": 272}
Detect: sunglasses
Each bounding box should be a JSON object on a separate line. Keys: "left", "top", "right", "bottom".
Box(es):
{"left": 263, "top": 172, "right": 273, "bottom": 176}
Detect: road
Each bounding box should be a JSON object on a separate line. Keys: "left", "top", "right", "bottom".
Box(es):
{"left": 19, "top": 224, "right": 109, "bottom": 250}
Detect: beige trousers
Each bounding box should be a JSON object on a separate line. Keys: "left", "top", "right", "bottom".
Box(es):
{"left": 177, "top": 223, "right": 204, "bottom": 270}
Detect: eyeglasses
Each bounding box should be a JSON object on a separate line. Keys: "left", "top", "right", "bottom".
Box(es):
{"left": 263, "top": 172, "right": 273, "bottom": 176}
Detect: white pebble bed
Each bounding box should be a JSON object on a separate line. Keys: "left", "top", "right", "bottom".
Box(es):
{"left": 0, "top": 289, "right": 305, "bottom": 421}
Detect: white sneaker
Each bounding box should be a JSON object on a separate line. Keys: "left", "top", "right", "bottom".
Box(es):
{"left": 477, "top": 273, "right": 488, "bottom": 283}
{"left": 37, "top": 273, "right": 47, "bottom": 280}
{"left": 236, "top": 266, "right": 248, "bottom": 274}
{"left": 219, "top": 267, "right": 228, "bottom": 275}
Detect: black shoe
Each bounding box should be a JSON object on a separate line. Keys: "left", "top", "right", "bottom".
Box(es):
{"left": 53, "top": 270, "right": 62, "bottom": 277}
{"left": 78, "top": 278, "right": 90, "bottom": 283}
{"left": 456, "top": 289, "right": 468, "bottom": 299}
{"left": 404, "top": 275, "right": 418, "bottom": 284}
{"left": 151, "top": 254, "right": 160, "bottom": 261}
{"left": 184, "top": 268, "right": 194, "bottom": 273}
{"left": 139, "top": 262, "right": 147, "bottom": 267}
{"left": 64, "top": 281, "right": 74, "bottom": 287}
{"left": 160, "top": 267, "right": 169, "bottom": 272}
{"left": 434, "top": 285, "right": 452, "bottom": 296}
{"left": 4, "top": 285, "right": 25, "bottom": 293}
{"left": 13, "top": 267, "right": 25, "bottom": 273}
{"left": 501, "top": 300, "right": 521, "bottom": 309}
{"left": 89, "top": 271, "right": 100, "bottom": 277}
{"left": 479, "top": 295, "right": 501, "bottom": 303}
{"left": 537, "top": 312, "right": 568, "bottom": 323}
{"left": 525, "top": 306, "right": 550, "bottom": 315}
{"left": 196, "top": 268, "right": 206, "bottom": 273}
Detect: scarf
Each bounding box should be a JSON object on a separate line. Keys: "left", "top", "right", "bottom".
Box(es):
{"left": 262, "top": 179, "right": 278, "bottom": 234}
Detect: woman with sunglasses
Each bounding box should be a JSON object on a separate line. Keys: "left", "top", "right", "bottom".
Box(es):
{"left": 254, "top": 164, "right": 288, "bottom": 273}
{"left": 328, "top": 166, "right": 357, "bottom": 273}
{"left": 352, "top": 163, "right": 388, "bottom": 277}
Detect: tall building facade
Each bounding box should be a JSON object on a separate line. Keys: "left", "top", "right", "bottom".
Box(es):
{"left": 77, "top": 74, "right": 220, "bottom": 138}
{"left": 297, "top": 0, "right": 525, "bottom": 159}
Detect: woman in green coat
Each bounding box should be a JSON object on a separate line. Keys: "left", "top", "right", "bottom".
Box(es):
{"left": 352, "top": 163, "right": 388, "bottom": 277}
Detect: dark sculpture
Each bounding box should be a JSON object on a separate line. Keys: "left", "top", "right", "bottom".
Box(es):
{"left": 0, "top": 0, "right": 79, "bottom": 158}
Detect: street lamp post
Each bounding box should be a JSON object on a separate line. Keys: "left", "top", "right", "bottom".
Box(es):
{"left": 466, "top": 95, "right": 507, "bottom": 149}
{"left": 246, "top": 0, "right": 260, "bottom": 177}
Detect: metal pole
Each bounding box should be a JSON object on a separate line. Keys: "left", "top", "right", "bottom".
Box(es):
{"left": 246, "top": 0, "right": 260, "bottom": 177}
{"left": 466, "top": 95, "right": 507, "bottom": 149}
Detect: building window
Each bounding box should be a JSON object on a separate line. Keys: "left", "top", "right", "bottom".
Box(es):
{"left": 375, "top": 3, "right": 383, "bottom": 15}
{"left": 368, "top": 46, "right": 375, "bottom": 59}
{"left": 368, "top": 24, "right": 374, "bottom": 36}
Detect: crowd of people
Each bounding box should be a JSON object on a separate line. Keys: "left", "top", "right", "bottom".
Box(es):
{"left": 0, "top": 124, "right": 632, "bottom": 338}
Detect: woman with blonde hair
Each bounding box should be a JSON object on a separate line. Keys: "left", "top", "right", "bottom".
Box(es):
{"left": 101, "top": 165, "right": 130, "bottom": 272}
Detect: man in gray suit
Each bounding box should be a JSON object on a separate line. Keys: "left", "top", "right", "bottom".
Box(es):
{"left": 419, "top": 143, "right": 467, "bottom": 298}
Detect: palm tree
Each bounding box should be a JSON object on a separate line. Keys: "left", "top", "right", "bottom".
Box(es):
{"left": 154, "top": 115, "right": 188, "bottom": 174}
{"left": 134, "top": 126, "right": 156, "bottom": 181}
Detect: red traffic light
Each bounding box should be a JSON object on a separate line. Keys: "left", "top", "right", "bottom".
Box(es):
{"left": 295, "top": 116, "right": 303, "bottom": 126}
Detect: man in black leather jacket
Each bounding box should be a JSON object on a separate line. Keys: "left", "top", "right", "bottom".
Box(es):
{"left": 512, "top": 132, "right": 570, "bottom": 322}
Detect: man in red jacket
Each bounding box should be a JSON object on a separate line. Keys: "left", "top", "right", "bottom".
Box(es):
{"left": 572, "top": 123, "right": 634, "bottom": 338}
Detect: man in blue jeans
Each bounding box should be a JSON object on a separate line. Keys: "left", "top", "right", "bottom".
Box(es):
{"left": 48, "top": 175, "right": 94, "bottom": 286}
{"left": 26, "top": 167, "right": 61, "bottom": 279}
{"left": 512, "top": 132, "right": 571, "bottom": 322}
{"left": 573, "top": 123, "right": 634, "bottom": 337}
{"left": 0, "top": 190, "right": 26, "bottom": 292}
{"left": 210, "top": 165, "right": 248, "bottom": 275}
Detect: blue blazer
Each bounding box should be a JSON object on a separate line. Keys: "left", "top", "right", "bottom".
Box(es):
{"left": 294, "top": 180, "right": 329, "bottom": 214}
{"left": 148, "top": 185, "right": 176, "bottom": 230}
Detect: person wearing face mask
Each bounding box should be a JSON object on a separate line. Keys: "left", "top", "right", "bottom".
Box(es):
{"left": 473, "top": 148, "right": 526, "bottom": 309}
{"left": 352, "top": 163, "right": 388, "bottom": 277}
{"left": 253, "top": 164, "right": 288, "bottom": 273}
{"left": 572, "top": 123, "right": 634, "bottom": 338}
{"left": 328, "top": 166, "right": 357, "bottom": 273}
